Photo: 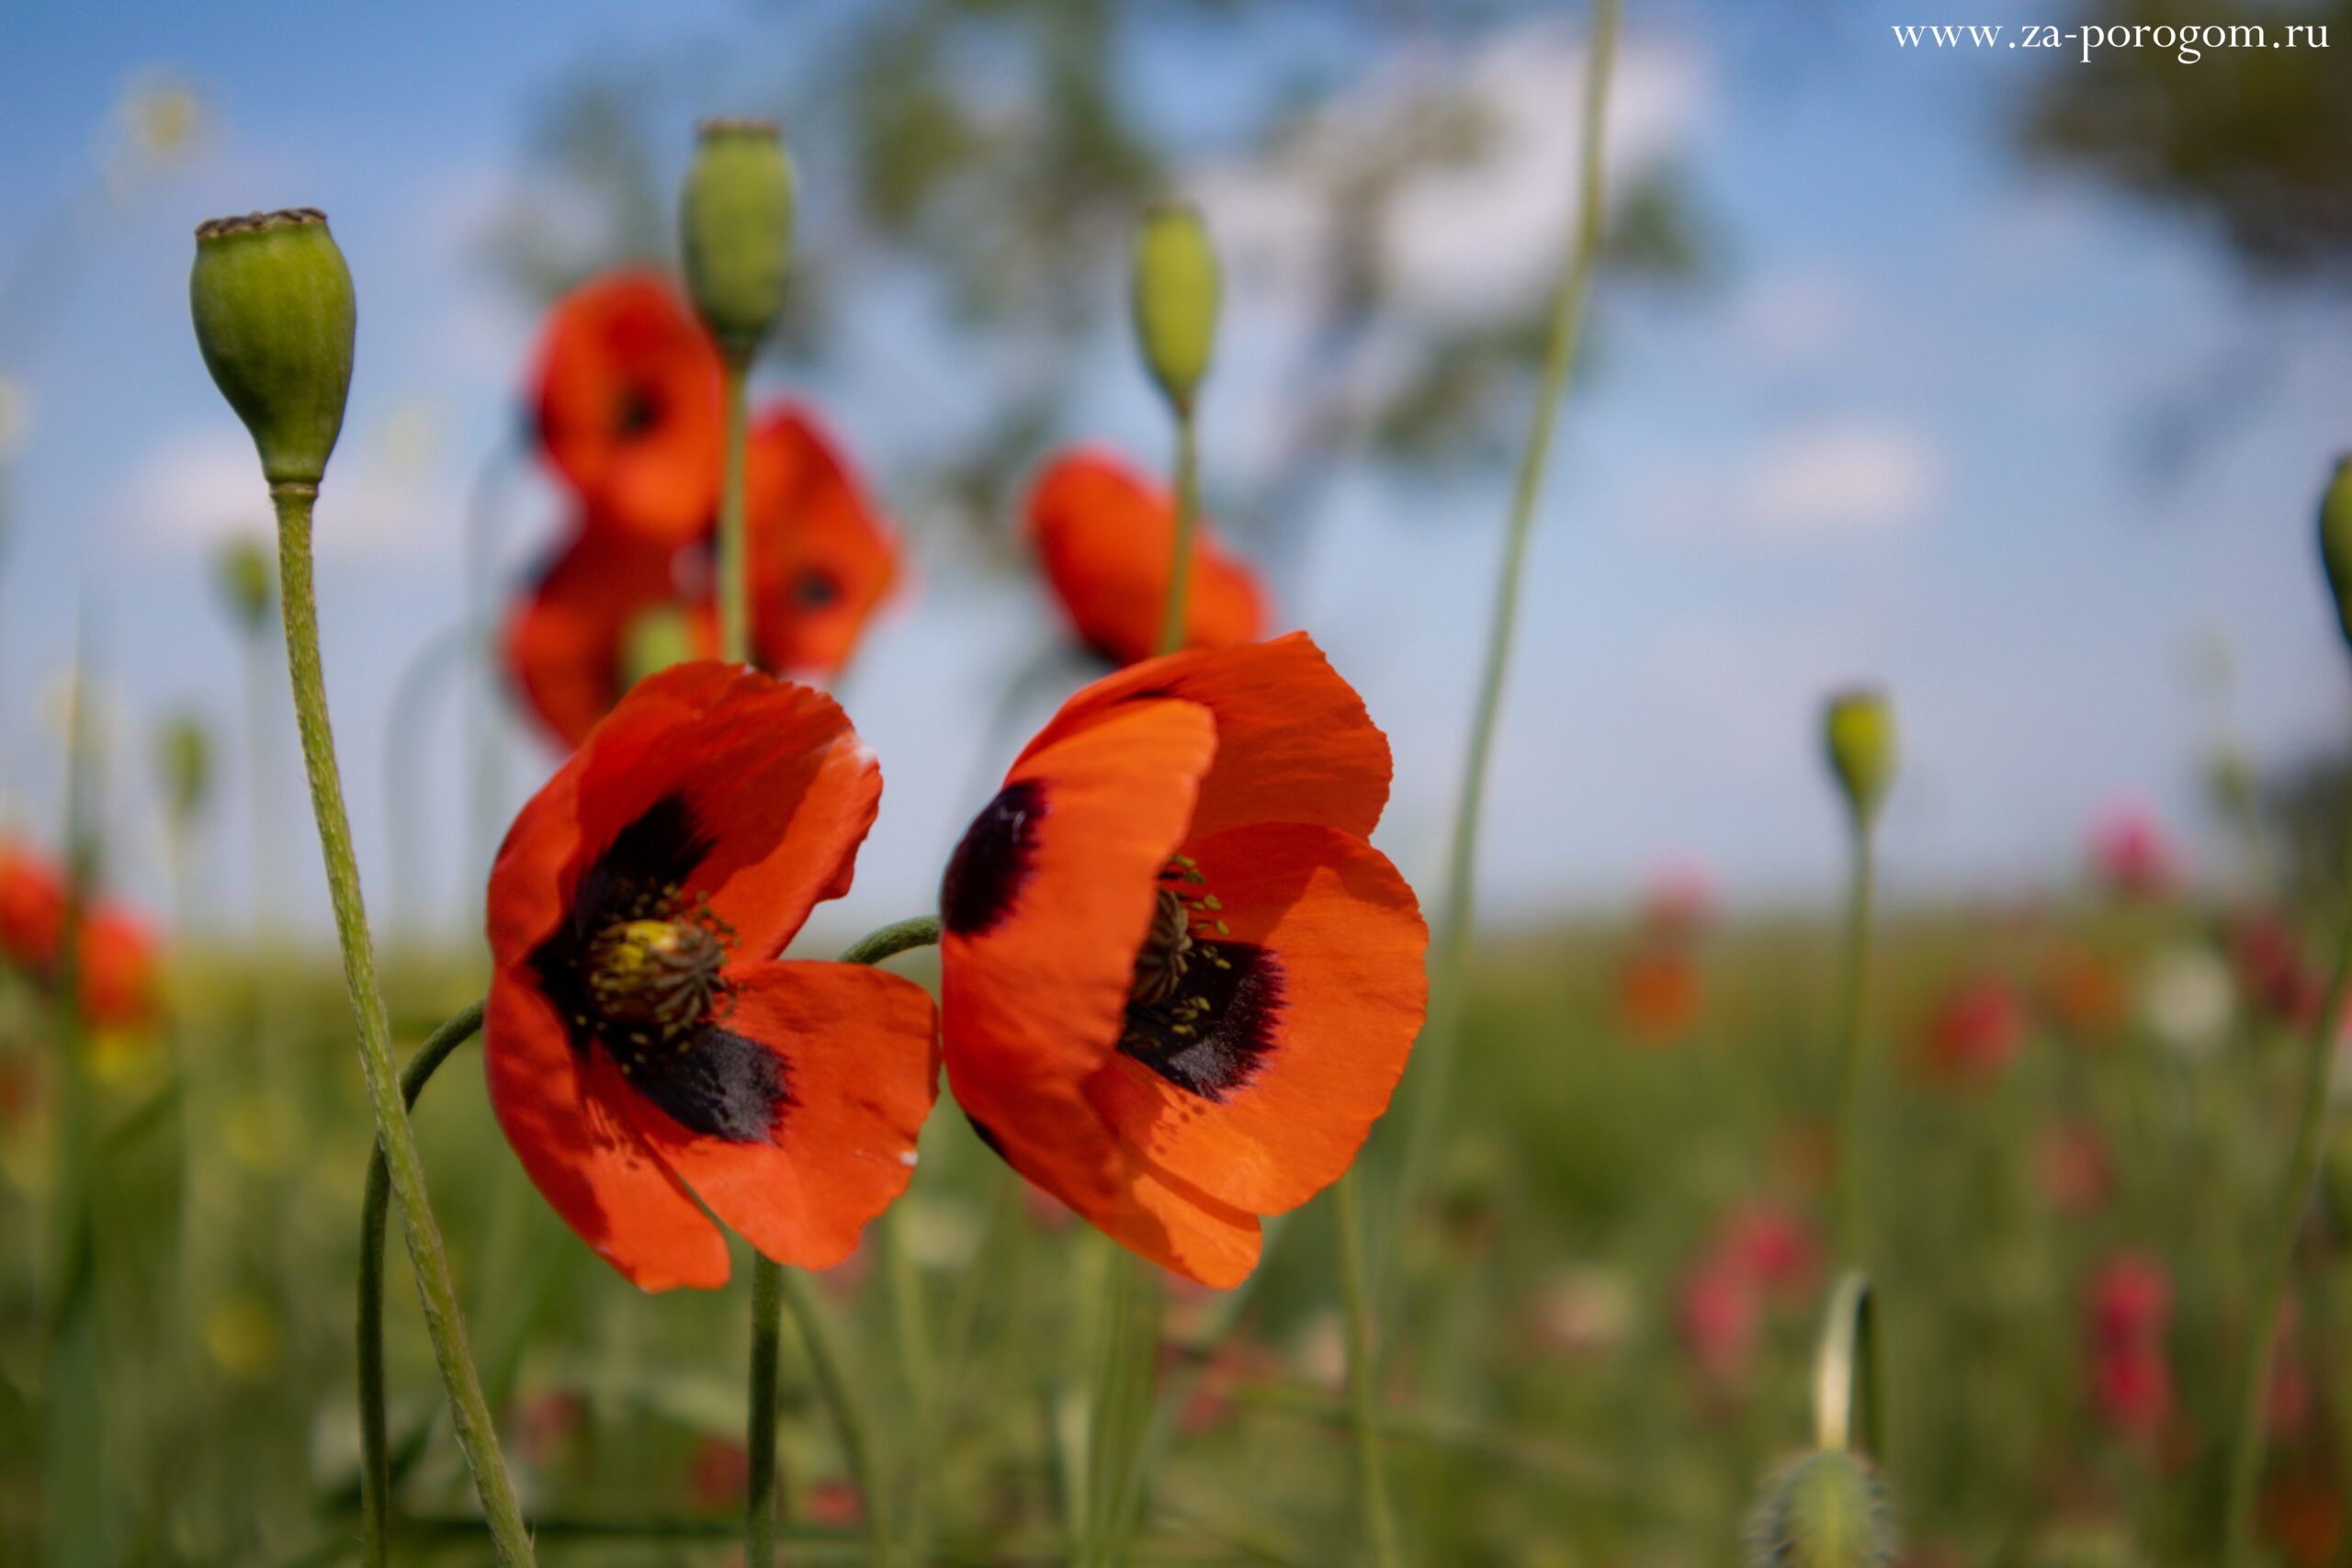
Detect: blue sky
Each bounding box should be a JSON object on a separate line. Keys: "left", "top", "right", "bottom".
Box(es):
{"left": 1, "top": 0, "right": 2347, "bottom": 946}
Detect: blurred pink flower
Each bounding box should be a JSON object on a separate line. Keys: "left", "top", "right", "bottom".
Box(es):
{"left": 2233, "top": 911, "right": 2319, "bottom": 1029}
{"left": 1639, "top": 859, "right": 1714, "bottom": 936}
{"left": 1713, "top": 1201, "right": 1821, "bottom": 1303}
{"left": 2086, "top": 1253, "right": 2173, "bottom": 1440}
{"left": 2088, "top": 800, "right": 2179, "bottom": 899}
{"left": 1676, "top": 1257, "right": 1758, "bottom": 1384}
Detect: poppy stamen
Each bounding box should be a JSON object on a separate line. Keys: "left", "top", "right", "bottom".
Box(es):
{"left": 586, "top": 911, "right": 731, "bottom": 1055}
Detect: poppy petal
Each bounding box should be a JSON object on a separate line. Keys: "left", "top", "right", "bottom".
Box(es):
{"left": 941, "top": 697, "right": 1217, "bottom": 1213}
{"left": 1086, "top": 822, "right": 1427, "bottom": 1216}
{"left": 746, "top": 408, "right": 900, "bottom": 679}
{"left": 534, "top": 272, "right": 724, "bottom": 547}
{"left": 484, "top": 976, "right": 732, "bottom": 1292}
{"left": 502, "top": 525, "right": 686, "bottom": 750}
{"left": 567, "top": 661, "right": 884, "bottom": 961}
{"left": 1020, "top": 632, "right": 1390, "bottom": 841}
{"left": 614, "top": 961, "right": 940, "bottom": 1269}
{"left": 1026, "top": 449, "right": 1267, "bottom": 667}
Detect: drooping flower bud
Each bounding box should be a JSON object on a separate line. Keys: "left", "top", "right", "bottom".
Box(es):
{"left": 2319, "top": 455, "right": 2352, "bottom": 650}
{"left": 622, "top": 604, "right": 700, "bottom": 687}
{"left": 213, "top": 537, "right": 276, "bottom": 637}
{"left": 1823, "top": 689, "right": 1897, "bottom": 829}
{"left": 1743, "top": 1450, "right": 1897, "bottom": 1568}
{"left": 1131, "top": 202, "right": 1219, "bottom": 412}
{"left": 189, "top": 209, "right": 356, "bottom": 491}
{"left": 158, "top": 713, "right": 212, "bottom": 825}
{"left": 680, "top": 118, "right": 795, "bottom": 363}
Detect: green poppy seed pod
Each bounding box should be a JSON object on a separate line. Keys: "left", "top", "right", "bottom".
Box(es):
{"left": 189, "top": 209, "right": 356, "bottom": 491}
{"left": 1131, "top": 202, "right": 1219, "bottom": 412}
{"left": 159, "top": 714, "right": 212, "bottom": 823}
{"left": 622, "top": 604, "right": 699, "bottom": 688}
{"left": 1823, "top": 689, "right": 1898, "bottom": 828}
{"left": 680, "top": 118, "right": 795, "bottom": 362}
{"left": 1743, "top": 1450, "right": 1898, "bottom": 1568}
{"left": 2319, "top": 455, "right": 2352, "bottom": 649}
{"left": 214, "top": 537, "right": 276, "bottom": 636}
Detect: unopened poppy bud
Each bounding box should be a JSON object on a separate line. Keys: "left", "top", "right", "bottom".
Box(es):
{"left": 159, "top": 714, "right": 212, "bottom": 823}
{"left": 1743, "top": 1450, "right": 1897, "bottom": 1568}
{"left": 2319, "top": 455, "right": 2352, "bottom": 650}
{"left": 1131, "top": 202, "right": 1219, "bottom": 412}
{"left": 1823, "top": 689, "right": 1897, "bottom": 828}
{"left": 681, "top": 118, "right": 794, "bottom": 362}
{"left": 622, "top": 604, "right": 699, "bottom": 687}
{"left": 190, "top": 209, "right": 355, "bottom": 491}
{"left": 214, "top": 537, "right": 276, "bottom": 635}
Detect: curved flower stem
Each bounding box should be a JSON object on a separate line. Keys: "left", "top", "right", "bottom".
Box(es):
{"left": 747, "top": 916, "right": 940, "bottom": 1568}
{"left": 2223, "top": 850, "right": 2352, "bottom": 1564}
{"left": 1831, "top": 818, "right": 1880, "bottom": 1265}
{"left": 1385, "top": 0, "right": 1623, "bottom": 1289}
{"left": 1812, "top": 1271, "right": 1881, "bottom": 1458}
{"left": 1336, "top": 1171, "right": 1401, "bottom": 1568}
{"left": 1154, "top": 398, "right": 1201, "bottom": 658}
{"left": 273, "top": 488, "right": 534, "bottom": 1567}
{"left": 718, "top": 356, "right": 752, "bottom": 667}
{"left": 358, "top": 999, "right": 486, "bottom": 1568}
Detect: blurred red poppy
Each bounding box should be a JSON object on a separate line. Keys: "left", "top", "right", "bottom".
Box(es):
{"left": 2086, "top": 1253, "right": 2173, "bottom": 1439}
{"left": 1919, "top": 975, "right": 2027, "bottom": 1082}
{"left": 534, "top": 273, "right": 725, "bottom": 547}
{"left": 2038, "top": 943, "right": 2127, "bottom": 1045}
{"left": 485, "top": 661, "right": 939, "bottom": 1289}
{"left": 2087, "top": 800, "right": 2177, "bottom": 900}
{"left": 1615, "top": 942, "right": 1701, "bottom": 1044}
{"left": 0, "top": 838, "right": 63, "bottom": 973}
{"left": 78, "top": 905, "right": 160, "bottom": 1031}
{"left": 938, "top": 633, "right": 1424, "bottom": 1286}
{"left": 503, "top": 409, "right": 899, "bottom": 751}
{"left": 1026, "top": 449, "right": 1270, "bottom": 668}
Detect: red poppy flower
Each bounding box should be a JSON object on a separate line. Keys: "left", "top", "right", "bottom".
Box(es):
{"left": 1615, "top": 942, "right": 1701, "bottom": 1044}
{"left": 744, "top": 407, "right": 900, "bottom": 678}
{"left": 79, "top": 905, "right": 160, "bottom": 1030}
{"left": 1918, "top": 975, "right": 2027, "bottom": 1083}
{"left": 503, "top": 525, "right": 706, "bottom": 750}
{"left": 937, "top": 632, "right": 1425, "bottom": 1287}
{"left": 1026, "top": 449, "right": 1270, "bottom": 668}
{"left": 485, "top": 661, "right": 939, "bottom": 1290}
{"left": 503, "top": 410, "right": 899, "bottom": 752}
{"left": 534, "top": 273, "right": 725, "bottom": 547}
{"left": 0, "top": 838, "right": 63, "bottom": 972}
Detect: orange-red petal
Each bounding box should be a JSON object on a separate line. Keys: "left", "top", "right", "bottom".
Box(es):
{"left": 0, "top": 839, "right": 63, "bottom": 971}
{"left": 484, "top": 962, "right": 732, "bottom": 1292}
{"left": 940, "top": 698, "right": 1216, "bottom": 1214}
{"left": 534, "top": 272, "right": 725, "bottom": 548}
{"left": 1085, "top": 822, "right": 1427, "bottom": 1216}
{"left": 503, "top": 525, "right": 690, "bottom": 750}
{"left": 616, "top": 961, "right": 940, "bottom": 1269}
{"left": 1026, "top": 449, "right": 1268, "bottom": 667}
{"left": 1018, "top": 632, "right": 1391, "bottom": 841}
{"left": 563, "top": 661, "right": 883, "bottom": 961}
{"left": 746, "top": 408, "right": 900, "bottom": 679}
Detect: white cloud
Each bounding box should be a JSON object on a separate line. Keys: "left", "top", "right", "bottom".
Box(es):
{"left": 1649, "top": 421, "right": 1944, "bottom": 544}
{"left": 116, "top": 400, "right": 463, "bottom": 561}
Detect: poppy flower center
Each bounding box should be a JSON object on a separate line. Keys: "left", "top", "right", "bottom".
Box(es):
{"left": 614, "top": 383, "right": 663, "bottom": 438}
{"left": 584, "top": 908, "right": 733, "bottom": 1057}
{"left": 1118, "top": 856, "right": 1283, "bottom": 1102}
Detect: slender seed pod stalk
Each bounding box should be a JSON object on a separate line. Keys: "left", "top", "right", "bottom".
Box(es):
{"left": 1131, "top": 202, "right": 1219, "bottom": 414}
{"left": 1744, "top": 1450, "right": 1898, "bottom": 1568}
{"left": 682, "top": 118, "right": 795, "bottom": 364}
{"left": 621, "top": 604, "right": 699, "bottom": 689}
{"left": 189, "top": 209, "right": 355, "bottom": 491}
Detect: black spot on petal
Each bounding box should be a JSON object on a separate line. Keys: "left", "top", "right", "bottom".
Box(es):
{"left": 941, "top": 780, "right": 1046, "bottom": 936}
{"left": 621, "top": 1025, "right": 795, "bottom": 1143}
{"left": 1119, "top": 941, "right": 1284, "bottom": 1102}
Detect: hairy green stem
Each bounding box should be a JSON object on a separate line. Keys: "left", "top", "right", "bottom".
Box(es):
{"left": 718, "top": 356, "right": 752, "bottom": 667}
{"left": 1336, "top": 1172, "right": 1401, "bottom": 1568}
{"left": 358, "top": 1000, "right": 486, "bottom": 1568}
{"left": 747, "top": 1253, "right": 788, "bottom": 1568}
{"left": 2223, "top": 867, "right": 2352, "bottom": 1563}
{"left": 1831, "top": 822, "right": 1879, "bottom": 1265}
{"left": 1155, "top": 399, "right": 1201, "bottom": 658}
{"left": 748, "top": 917, "right": 939, "bottom": 1568}
{"left": 1386, "top": 0, "right": 1623, "bottom": 1291}
{"left": 273, "top": 489, "right": 534, "bottom": 1566}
